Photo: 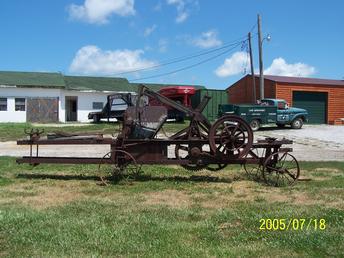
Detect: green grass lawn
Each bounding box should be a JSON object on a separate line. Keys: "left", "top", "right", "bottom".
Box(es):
{"left": 0, "top": 122, "right": 188, "bottom": 141}
{"left": 0, "top": 157, "right": 343, "bottom": 257}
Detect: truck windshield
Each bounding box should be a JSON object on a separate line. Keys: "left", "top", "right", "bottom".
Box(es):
{"left": 277, "top": 101, "right": 287, "bottom": 110}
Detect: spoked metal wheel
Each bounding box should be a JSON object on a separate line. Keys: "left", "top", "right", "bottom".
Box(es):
{"left": 209, "top": 115, "right": 253, "bottom": 159}
{"left": 243, "top": 148, "right": 265, "bottom": 180}
{"left": 98, "top": 150, "right": 141, "bottom": 185}
{"left": 262, "top": 151, "right": 300, "bottom": 187}
{"left": 175, "top": 144, "right": 207, "bottom": 171}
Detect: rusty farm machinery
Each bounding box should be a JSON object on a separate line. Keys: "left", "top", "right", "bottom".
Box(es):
{"left": 16, "top": 84, "right": 300, "bottom": 186}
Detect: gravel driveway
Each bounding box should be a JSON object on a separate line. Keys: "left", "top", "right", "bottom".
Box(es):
{"left": 1, "top": 125, "right": 343, "bottom": 161}
{"left": 254, "top": 125, "right": 344, "bottom": 161}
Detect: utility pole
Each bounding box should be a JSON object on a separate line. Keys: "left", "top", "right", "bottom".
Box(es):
{"left": 248, "top": 32, "right": 256, "bottom": 103}
{"left": 257, "top": 14, "right": 264, "bottom": 100}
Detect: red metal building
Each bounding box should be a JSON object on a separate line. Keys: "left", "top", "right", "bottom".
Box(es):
{"left": 227, "top": 75, "right": 344, "bottom": 124}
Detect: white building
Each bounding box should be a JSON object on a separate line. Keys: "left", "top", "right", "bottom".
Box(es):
{"left": 0, "top": 71, "right": 136, "bottom": 123}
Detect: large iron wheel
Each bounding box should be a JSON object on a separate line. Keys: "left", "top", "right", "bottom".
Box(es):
{"left": 98, "top": 150, "right": 140, "bottom": 184}
{"left": 262, "top": 151, "right": 300, "bottom": 187}
{"left": 209, "top": 115, "right": 253, "bottom": 159}
{"left": 243, "top": 147, "right": 265, "bottom": 180}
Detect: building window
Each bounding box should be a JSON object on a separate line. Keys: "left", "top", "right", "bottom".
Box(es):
{"left": 92, "top": 102, "right": 103, "bottom": 109}
{"left": 15, "top": 98, "right": 26, "bottom": 111}
{"left": 0, "top": 98, "right": 7, "bottom": 111}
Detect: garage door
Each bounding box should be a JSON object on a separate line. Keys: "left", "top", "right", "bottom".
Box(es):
{"left": 27, "top": 98, "right": 59, "bottom": 123}
{"left": 292, "top": 91, "right": 327, "bottom": 124}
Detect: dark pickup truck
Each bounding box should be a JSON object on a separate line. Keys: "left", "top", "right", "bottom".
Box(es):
{"left": 218, "top": 98, "right": 308, "bottom": 131}
{"left": 88, "top": 93, "right": 135, "bottom": 123}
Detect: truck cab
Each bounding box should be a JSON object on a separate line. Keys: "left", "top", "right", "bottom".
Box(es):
{"left": 261, "top": 99, "right": 308, "bottom": 129}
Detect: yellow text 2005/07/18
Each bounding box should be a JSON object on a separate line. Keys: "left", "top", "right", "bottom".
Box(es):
{"left": 259, "top": 218, "right": 326, "bottom": 231}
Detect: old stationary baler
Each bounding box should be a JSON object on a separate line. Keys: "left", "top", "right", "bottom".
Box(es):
{"left": 17, "top": 84, "right": 300, "bottom": 186}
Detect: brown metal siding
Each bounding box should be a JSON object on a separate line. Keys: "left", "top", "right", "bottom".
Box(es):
{"left": 227, "top": 76, "right": 250, "bottom": 104}
{"left": 275, "top": 83, "right": 344, "bottom": 124}
{"left": 227, "top": 75, "right": 275, "bottom": 104}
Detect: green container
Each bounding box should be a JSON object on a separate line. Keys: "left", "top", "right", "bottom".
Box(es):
{"left": 191, "top": 89, "right": 228, "bottom": 121}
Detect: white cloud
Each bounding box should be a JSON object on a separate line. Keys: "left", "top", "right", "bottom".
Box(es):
{"left": 153, "top": 2, "right": 162, "bottom": 11}
{"left": 158, "top": 39, "right": 168, "bottom": 52}
{"left": 68, "top": 0, "right": 135, "bottom": 24}
{"left": 176, "top": 11, "right": 188, "bottom": 23}
{"left": 264, "top": 58, "right": 316, "bottom": 77}
{"left": 69, "top": 45, "right": 157, "bottom": 75}
{"left": 215, "top": 51, "right": 249, "bottom": 77}
{"left": 166, "top": 0, "right": 197, "bottom": 23}
{"left": 215, "top": 54, "right": 316, "bottom": 78}
{"left": 143, "top": 24, "right": 157, "bottom": 37}
{"left": 191, "top": 30, "right": 222, "bottom": 49}
{"left": 144, "top": 45, "right": 153, "bottom": 51}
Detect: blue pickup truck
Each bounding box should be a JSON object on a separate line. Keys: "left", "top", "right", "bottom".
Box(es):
{"left": 218, "top": 99, "right": 308, "bottom": 131}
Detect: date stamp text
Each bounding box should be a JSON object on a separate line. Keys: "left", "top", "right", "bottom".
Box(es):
{"left": 259, "top": 218, "right": 326, "bottom": 231}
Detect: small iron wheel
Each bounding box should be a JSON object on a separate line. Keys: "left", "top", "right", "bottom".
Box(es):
{"left": 243, "top": 148, "right": 265, "bottom": 180}
{"left": 209, "top": 115, "right": 253, "bottom": 159}
{"left": 262, "top": 151, "right": 300, "bottom": 187}
{"left": 98, "top": 150, "right": 140, "bottom": 184}
{"left": 175, "top": 144, "right": 207, "bottom": 171}
{"left": 206, "top": 163, "right": 228, "bottom": 172}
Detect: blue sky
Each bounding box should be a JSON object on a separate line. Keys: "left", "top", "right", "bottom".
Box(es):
{"left": 1, "top": 0, "right": 343, "bottom": 89}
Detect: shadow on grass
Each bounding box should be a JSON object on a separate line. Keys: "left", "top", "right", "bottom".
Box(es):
{"left": 16, "top": 172, "right": 235, "bottom": 184}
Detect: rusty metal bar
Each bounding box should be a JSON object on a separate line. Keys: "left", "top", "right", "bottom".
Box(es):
{"left": 17, "top": 138, "right": 114, "bottom": 145}
{"left": 16, "top": 155, "right": 265, "bottom": 166}
{"left": 16, "top": 157, "right": 107, "bottom": 164}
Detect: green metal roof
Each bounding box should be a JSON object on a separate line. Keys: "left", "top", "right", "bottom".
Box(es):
{"left": 64, "top": 75, "right": 135, "bottom": 92}
{"left": 0, "top": 71, "right": 65, "bottom": 88}
{"left": 0, "top": 71, "right": 206, "bottom": 92}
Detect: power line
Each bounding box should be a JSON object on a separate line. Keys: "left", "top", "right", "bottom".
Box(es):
{"left": 111, "top": 26, "right": 258, "bottom": 77}
{"left": 112, "top": 36, "right": 250, "bottom": 77}
{"left": 129, "top": 41, "right": 244, "bottom": 82}
{"left": 115, "top": 22, "right": 258, "bottom": 81}
{"left": 241, "top": 38, "right": 250, "bottom": 75}
{"left": 249, "top": 22, "right": 257, "bottom": 33}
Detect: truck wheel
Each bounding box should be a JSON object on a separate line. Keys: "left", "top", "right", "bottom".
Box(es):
{"left": 93, "top": 115, "right": 100, "bottom": 123}
{"left": 249, "top": 119, "right": 260, "bottom": 131}
{"left": 291, "top": 118, "right": 303, "bottom": 129}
